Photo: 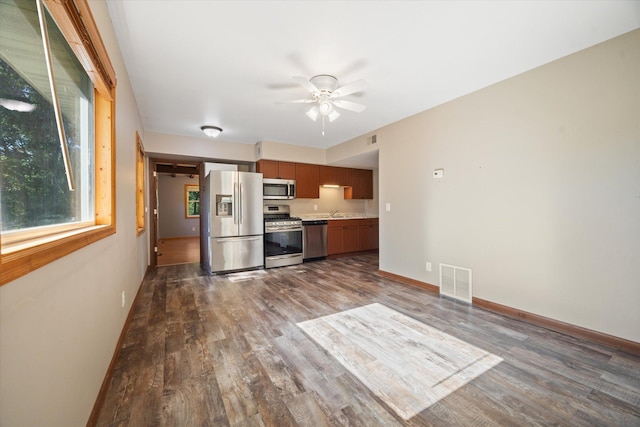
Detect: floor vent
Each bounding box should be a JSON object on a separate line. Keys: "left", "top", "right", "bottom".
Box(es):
{"left": 439, "top": 264, "right": 472, "bottom": 303}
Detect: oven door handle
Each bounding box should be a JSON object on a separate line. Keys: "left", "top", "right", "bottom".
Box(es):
{"left": 265, "top": 227, "right": 303, "bottom": 233}
{"left": 268, "top": 254, "right": 302, "bottom": 260}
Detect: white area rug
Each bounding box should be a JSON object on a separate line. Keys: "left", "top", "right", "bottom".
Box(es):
{"left": 297, "top": 303, "right": 503, "bottom": 420}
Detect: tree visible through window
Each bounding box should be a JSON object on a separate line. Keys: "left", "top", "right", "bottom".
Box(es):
{"left": 185, "top": 185, "right": 200, "bottom": 218}
{"left": 1, "top": 0, "right": 94, "bottom": 235}
{"left": 1, "top": 0, "right": 116, "bottom": 286}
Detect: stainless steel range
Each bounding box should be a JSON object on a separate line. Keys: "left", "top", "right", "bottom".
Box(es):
{"left": 263, "top": 205, "right": 303, "bottom": 268}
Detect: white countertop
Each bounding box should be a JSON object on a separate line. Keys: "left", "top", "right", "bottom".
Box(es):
{"left": 299, "top": 213, "right": 378, "bottom": 220}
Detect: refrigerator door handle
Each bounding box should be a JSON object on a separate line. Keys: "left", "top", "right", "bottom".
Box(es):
{"left": 239, "top": 183, "right": 243, "bottom": 224}
{"left": 233, "top": 182, "right": 238, "bottom": 225}
{"left": 215, "top": 236, "right": 262, "bottom": 243}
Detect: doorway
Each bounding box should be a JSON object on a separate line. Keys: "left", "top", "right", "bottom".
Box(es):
{"left": 148, "top": 158, "right": 203, "bottom": 267}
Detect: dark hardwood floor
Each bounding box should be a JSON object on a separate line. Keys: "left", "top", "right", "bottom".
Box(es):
{"left": 95, "top": 254, "right": 640, "bottom": 426}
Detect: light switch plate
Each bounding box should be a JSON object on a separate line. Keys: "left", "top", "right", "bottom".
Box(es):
{"left": 385, "top": 203, "right": 391, "bottom": 212}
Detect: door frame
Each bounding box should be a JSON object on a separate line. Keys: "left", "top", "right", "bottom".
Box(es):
{"left": 148, "top": 157, "right": 202, "bottom": 268}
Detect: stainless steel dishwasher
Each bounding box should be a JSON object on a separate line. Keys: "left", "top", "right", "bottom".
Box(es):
{"left": 302, "top": 219, "right": 328, "bottom": 261}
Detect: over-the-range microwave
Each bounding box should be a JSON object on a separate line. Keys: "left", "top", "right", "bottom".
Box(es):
{"left": 263, "top": 178, "right": 296, "bottom": 200}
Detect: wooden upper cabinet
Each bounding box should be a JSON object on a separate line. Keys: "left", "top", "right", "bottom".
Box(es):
{"left": 320, "top": 165, "right": 353, "bottom": 187}
{"left": 278, "top": 162, "right": 296, "bottom": 179}
{"left": 256, "top": 160, "right": 277, "bottom": 178}
{"left": 336, "top": 167, "right": 352, "bottom": 187}
{"left": 295, "top": 163, "right": 319, "bottom": 198}
{"left": 345, "top": 168, "right": 373, "bottom": 199}
{"left": 319, "top": 166, "right": 337, "bottom": 185}
{"left": 259, "top": 160, "right": 371, "bottom": 199}
{"left": 257, "top": 160, "right": 295, "bottom": 179}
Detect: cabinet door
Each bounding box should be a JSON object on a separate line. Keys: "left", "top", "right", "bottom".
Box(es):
{"left": 319, "top": 165, "right": 337, "bottom": 185}
{"left": 327, "top": 226, "right": 343, "bottom": 255}
{"left": 371, "top": 221, "right": 379, "bottom": 250}
{"left": 361, "top": 169, "right": 373, "bottom": 199}
{"left": 343, "top": 226, "right": 359, "bottom": 253}
{"left": 257, "top": 160, "right": 278, "bottom": 179}
{"left": 277, "top": 162, "right": 296, "bottom": 180}
{"left": 358, "top": 224, "right": 371, "bottom": 251}
{"left": 295, "top": 163, "right": 320, "bottom": 198}
{"left": 345, "top": 168, "right": 373, "bottom": 199}
{"left": 336, "top": 167, "right": 352, "bottom": 187}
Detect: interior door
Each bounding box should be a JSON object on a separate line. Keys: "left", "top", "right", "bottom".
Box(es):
{"left": 149, "top": 160, "right": 160, "bottom": 267}
{"left": 199, "top": 163, "right": 209, "bottom": 272}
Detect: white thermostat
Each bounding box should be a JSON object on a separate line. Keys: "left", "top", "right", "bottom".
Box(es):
{"left": 433, "top": 169, "right": 444, "bottom": 179}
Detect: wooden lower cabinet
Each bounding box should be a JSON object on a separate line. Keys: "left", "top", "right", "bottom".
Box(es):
{"left": 358, "top": 224, "right": 371, "bottom": 250}
{"left": 327, "top": 218, "right": 379, "bottom": 255}
{"left": 327, "top": 227, "right": 343, "bottom": 255}
{"left": 343, "top": 226, "right": 359, "bottom": 253}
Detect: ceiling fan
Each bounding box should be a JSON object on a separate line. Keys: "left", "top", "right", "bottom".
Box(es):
{"left": 288, "top": 74, "right": 367, "bottom": 134}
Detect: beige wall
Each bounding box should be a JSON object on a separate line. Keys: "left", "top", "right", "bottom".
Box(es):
{"left": 257, "top": 140, "right": 326, "bottom": 164}
{"left": 326, "top": 130, "right": 379, "bottom": 165}
{"left": 145, "top": 131, "right": 256, "bottom": 162}
{"left": 378, "top": 29, "right": 640, "bottom": 342}
{"left": 158, "top": 174, "right": 201, "bottom": 238}
{"left": 0, "top": 1, "right": 148, "bottom": 425}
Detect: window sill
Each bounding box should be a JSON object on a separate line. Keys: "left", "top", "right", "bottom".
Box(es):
{"left": 1, "top": 224, "right": 115, "bottom": 286}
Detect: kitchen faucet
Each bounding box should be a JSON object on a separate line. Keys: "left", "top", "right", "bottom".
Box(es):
{"left": 329, "top": 209, "right": 340, "bottom": 218}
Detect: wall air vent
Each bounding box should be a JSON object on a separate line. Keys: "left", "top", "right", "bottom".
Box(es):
{"left": 367, "top": 134, "right": 377, "bottom": 145}
{"left": 439, "top": 264, "right": 472, "bottom": 303}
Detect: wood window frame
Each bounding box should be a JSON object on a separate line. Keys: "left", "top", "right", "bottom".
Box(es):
{"left": 0, "top": 0, "right": 116, "bottom": 286}
{"left": 136, "top": 132, "right": 146, "bottom": 236}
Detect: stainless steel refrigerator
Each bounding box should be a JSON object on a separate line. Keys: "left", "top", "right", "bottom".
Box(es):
{"left": 207, "top": 170, "right": 264, "bottom": 274}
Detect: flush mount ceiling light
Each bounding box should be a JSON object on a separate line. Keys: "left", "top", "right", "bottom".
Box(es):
{"left": 200, "top": 125, "right": 222, "bottom": 138}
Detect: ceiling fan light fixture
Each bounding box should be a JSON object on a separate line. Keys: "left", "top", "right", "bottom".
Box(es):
{"left": 200, "top": 125, "right": 222, "bottom": 138}
{"left": 306, "top": 106, "right": 319, "bottom": 121}
{"left": 318, "top": 100, "right": 332, "bottom": 116}
{"left": 328, "top": 109, "right": 340, "bottom": 122}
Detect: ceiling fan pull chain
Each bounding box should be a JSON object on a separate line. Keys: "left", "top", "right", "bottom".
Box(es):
{"left": 322, "top": 115, "right": 325, "bottom": 136}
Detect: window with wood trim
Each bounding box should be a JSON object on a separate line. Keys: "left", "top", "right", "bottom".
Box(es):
{"left": 136, "top": 132, "right": 146, "bottom": 235}
{"left": 185, "top": 185, "right": 200, "bottom": 218}
{"left": 0, "top": 0, "right": 116, "bottom": 286}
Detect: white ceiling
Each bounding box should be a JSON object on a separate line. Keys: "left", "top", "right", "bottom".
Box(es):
{"left": 106, "top": 1, "right": 640, "bottom": 157}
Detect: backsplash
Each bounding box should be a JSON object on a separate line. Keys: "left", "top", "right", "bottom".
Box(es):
{"left": 282, "top": 186, "right": 378, "bottom": 217}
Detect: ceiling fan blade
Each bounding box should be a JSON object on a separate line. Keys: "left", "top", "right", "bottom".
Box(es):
{"left": 293, "top": 76, "right": 319, "bottom": 94}
{"left": 331, "top": 79, "right": 367, "bottom": 98}
{"left": 331, "top": 99, "right": 366, "bottom": 113}
{"left": 277, "top": 99, "right": 316, "bottom": 104}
